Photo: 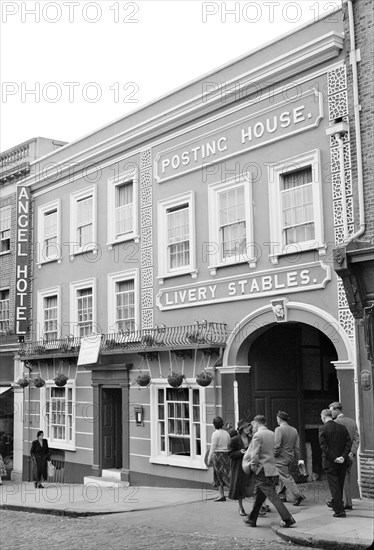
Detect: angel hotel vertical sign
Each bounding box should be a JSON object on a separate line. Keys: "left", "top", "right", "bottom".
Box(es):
{"left": 15, "top": 186, "right": 30, "bottom": 336}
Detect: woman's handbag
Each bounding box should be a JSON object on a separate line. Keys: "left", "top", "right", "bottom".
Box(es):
{"left": 204, "top": 449, "right": 212, "bottom": 467}
{"left": 242, "top": 449, "right": 251, "bottom": 475}
{"left": 47, "top": 460, "right": 55, "bottom": 478}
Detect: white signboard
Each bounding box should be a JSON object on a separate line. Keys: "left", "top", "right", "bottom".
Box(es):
{"left": 77, "top": 334, "right": 102, "bottom": 366}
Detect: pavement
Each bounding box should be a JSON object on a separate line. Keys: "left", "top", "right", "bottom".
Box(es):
{"left": 0, "top": 480, "right": 373, "bottom": 550}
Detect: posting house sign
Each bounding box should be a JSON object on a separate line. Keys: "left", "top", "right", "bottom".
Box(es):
{"left": 156, "top": 261, "right": 331, "bottom": 310}
{"left": 15, "top": 186, "right": 30, "bottom": 335}
{"left": 154, "top": 87, "right": 323, "bottom": 183}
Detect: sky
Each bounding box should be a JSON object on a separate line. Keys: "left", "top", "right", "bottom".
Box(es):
{"left": 0, "top": 0, "right": 342, "bottom": 153}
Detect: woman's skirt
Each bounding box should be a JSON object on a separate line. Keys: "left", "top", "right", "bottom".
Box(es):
{"left": 212, "top": 451, "right": 231, "bottom": 488}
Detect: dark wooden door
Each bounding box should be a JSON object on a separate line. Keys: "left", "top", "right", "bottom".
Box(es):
{"left": 102, "top": 389, "right": 122, "bottom": 469}
{"left": 248, "top": 324, "right": 304, "bottom": 437}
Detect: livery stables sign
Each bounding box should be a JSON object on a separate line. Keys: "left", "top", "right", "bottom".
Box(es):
{"left": 156, "top": 261, "right": 331, "bottom": 310}
{"left": 15, "top": 186, "right": 31, "bottom": 335}
{"left": 154, "top": 88, "right": 323, "bottom": 183}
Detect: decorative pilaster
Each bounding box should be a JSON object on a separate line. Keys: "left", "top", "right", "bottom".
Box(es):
{"left": 327, "top": 65, "right": 355, "bottom": 341}
{"left": 140, "top": 149, "right": 154, "bottom": 329}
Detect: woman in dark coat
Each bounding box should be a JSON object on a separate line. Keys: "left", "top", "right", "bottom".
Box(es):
{"left": 228, "top": 419, "right": 255, "bottom": 515}
{"left": 30, "top": 430, "right": 50, "bottom": 488}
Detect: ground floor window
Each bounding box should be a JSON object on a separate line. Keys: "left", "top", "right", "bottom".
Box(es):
{"left": 41, "top": 382, "right": 75, "bottom": 450}
{"left": 150, "top": 382, "right": 206, "bottom": 469}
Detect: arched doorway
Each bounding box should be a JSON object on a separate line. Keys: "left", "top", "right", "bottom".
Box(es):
{"left": 247, "top": 322, "right": 339, "bottom": 475}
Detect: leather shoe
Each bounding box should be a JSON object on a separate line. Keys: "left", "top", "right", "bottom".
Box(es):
{"left": 344, "top": 505, "right": 353, "bottom": 510}
{"left": 38, "top": 484, "right": 44, "bottom": 489}
{"left": 239, "top": 510, "right": 247, "bottom": 516}
{"left": 293, "top": 494, "right": 305, "bottom": 506}
{"left": 243, "top": 517, "right": 256, "bottom": 527}
{"left": 333, "top": 512, "right": 346, "bottom": 518}
{"left": 214, "top": 496, "right": 226, "bottom": 502}
{"left": 326, "top": 500, "right": 332, "bottom": 508}
{"left": 280, "top": 516, "right": 296, "bottom": 528}
{"left": 278, "top": 495, "right": 287, "bottom": 502}
{"left": 262, "top": 504, "right": 271, "bottom": 512}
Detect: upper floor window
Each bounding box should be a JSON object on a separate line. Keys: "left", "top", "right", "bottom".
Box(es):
{"left": 44, "top": 295, "right": 58, "bottom": 341}
{"left": 38, "top": 200, "right": 61, "bottom": 264}
{"left": 281, "top": 167, "right": 314, "bottom": 245}
{"left": 208, "top": 176, "right": 255, "bottom": 273}
{"left": 0, "top": 205, "right": 11, "bottom": 254}
{"left": 69, "top": 278, "right": 96, "bottom": 338}
{"left": 42, "top": 381, "right": 75, "bottom": 450}
{"left": 108, "top": 269, "right": 138, "bottom": 333}
{"left": 158, "top": 192, "right": 196, "bottom": 281}
{"left": 268, "top": 150, "right": 324, "bottom": 264}
{"left": 0, "top": 289, "right": 10, "bottom": 332}
{"left": 150, "top": 382, "right": 206, "bottom": 469}
{"left": 107, "top": 168, "right": 138, "bottom": 246}
{"left": 70, "top": 186, "right": 96, "bottom": 256}
{"left": 37, "top": 287, "right": 60, "bottom": 341}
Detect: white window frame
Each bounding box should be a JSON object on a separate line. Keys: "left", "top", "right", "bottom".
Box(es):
{"left": 208, "top": 175, "right": 255, "bottom": 274}
{"left": 37, "top": 200, "right": 61, "bottom": 264}
{"left": 107, "top": 269, "right": 139, "bottom": 334}
{"left": 0, "top": 288, "right": 10, "bottom": 332}
{"left": 41, "top": 380, "right": 76, "bottom": 451}
{"left": 149, "top": 379, "right": 208, "bottom": 469}
{"left": 0, "top": 205, "right": 11, "bottom": 255}
{"left": 268, "top": 149, "right": 324, "bottom": 264}
{"left": 107, "top": 167, "right": 139, "bottom": 247}
{"left": 69, "top": 185, "right": 97, "bottom": 258}
{"left": 37, "top": 286, "right": 61, "bottom": 341}
{"left": 157, "top": 191, "right": 196, "bottom": 282}
{"left": 69, "top": 277, "right": 96, "bottom": 338}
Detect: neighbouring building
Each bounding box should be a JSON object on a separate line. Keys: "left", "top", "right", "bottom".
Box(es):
{"left": 333, "top": 0, "right": 374, "bottom": 499}
{"left": 0, "top": 137, "right": 65, "bottom": 480}
{"left": 16, "top": 8, "right": 363, "bottom": 493}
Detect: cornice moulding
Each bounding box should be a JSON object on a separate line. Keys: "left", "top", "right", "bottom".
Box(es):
{"left": 27, "top": 31, "right": 343, "bottom": 191}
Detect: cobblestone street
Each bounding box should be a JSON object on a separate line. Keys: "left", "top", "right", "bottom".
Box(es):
{"left": 1, "top": 508, "right": 314, "bottom": 550}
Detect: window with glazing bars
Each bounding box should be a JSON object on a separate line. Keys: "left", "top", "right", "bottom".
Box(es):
{"left": 43, "top": 295, "right": 58, "bottom": 340}
{"left": 0, "top": 289, "right": 10, "bottom": 331}
{"left": 157, "top": 387, "right": 201, "bottom": 457}
{"left": 76, "top": 195, "right": 93, "bottom": 247}
{"left": 43, "top": 209, "right": 58, "bottom": 258}
{"left": 280, "top": 167, "right": 314, "bottom": 245}
{"left": 0, "top": 206, "right": 11, "bottom": 253}
{"left": 45, "top": 386, "right": 73, "bottom": 443}
{"left": 116, "top": 279, "right": 135, "bottom": 331}
{"left": 115, "top": 181, "right": 133, "bottom": 237}
{"left": 218, "top": 187, "right": 246, "bottom": 259}
{"left": 167, "top": 204, "right": 190, "bottom": 270}
{"left": 77, "top": 287, "right": 93, "bottom": 336}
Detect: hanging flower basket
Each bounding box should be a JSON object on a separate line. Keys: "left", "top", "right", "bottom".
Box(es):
{"left": 196, "top": 371, "right": 213, "bottom": 387}
{"left": 136, "top": 372, "right": 151, "bottom": 387}
{"left": 167, "top": 371, "right": 185, "bottom": 388}
{"left": 33, "top": 376, "right": 46, "bottom": 388}
{"left": 54, "top": 372, "right": 68, "bottom": 387}
{"left": 17, "top": 376, "right": 29, "bottom": 388}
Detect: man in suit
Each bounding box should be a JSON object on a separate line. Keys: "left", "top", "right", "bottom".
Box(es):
{"left": 329, "top": 402, "right": 359, "bottom": 510}
{"left": 243, "top": 415, "right": 295, "bottom": 528}
{"left": 274, "top": 411, "right": 305, "bottom": 506}
{"left": 319, "top": 409, "right": 351, "bottom": 517}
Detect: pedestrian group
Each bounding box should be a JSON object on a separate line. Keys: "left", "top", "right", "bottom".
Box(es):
{"left": 207, "top": 400, "right": 358, "bottom": 528}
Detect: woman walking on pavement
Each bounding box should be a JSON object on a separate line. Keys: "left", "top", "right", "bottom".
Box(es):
{"left": 30, "top": 430, "right": 50, "bottom": 488}
{"left": 228, "top": 419, "right": 254, "bottom": 515}
{"left": 207, "top": 416, "right": 231, "bottom": 502}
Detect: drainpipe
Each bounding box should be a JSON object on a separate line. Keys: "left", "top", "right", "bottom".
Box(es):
{"left": 23, "top": 361, "right": 32, "bottom": 481}
{"left": 347, "top": 0, "right": 364, "bottom": 498}
{"left": 212, "top": 348, "right": 223, "bottom": 418}
{"left": 346, "top": 0, "right": 365, "bottom": 243}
